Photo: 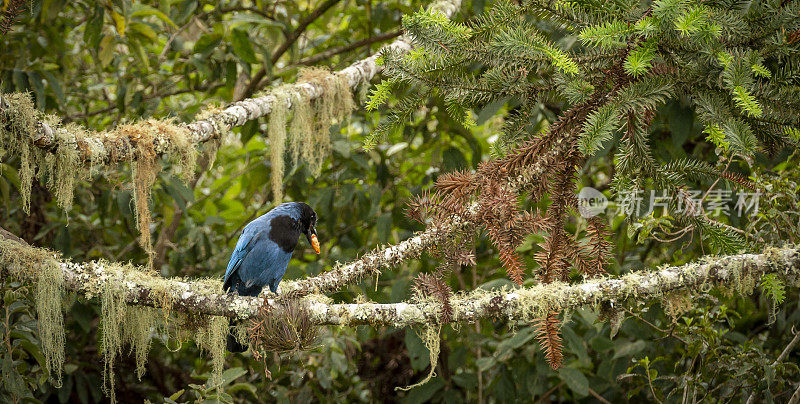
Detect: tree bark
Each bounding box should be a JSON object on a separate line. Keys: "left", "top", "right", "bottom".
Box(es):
{"left": 2, "top": 233, "right": 798, "bottom": 327}
{"left": 9, "top": 0, "right": 463, "bottom": 166}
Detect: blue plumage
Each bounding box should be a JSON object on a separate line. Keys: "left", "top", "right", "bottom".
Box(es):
{"left": 224, "top": 201, "right": 319, "bottom": 352}
{"left": 223, "top": 203, "right": 299, "bottom": 295}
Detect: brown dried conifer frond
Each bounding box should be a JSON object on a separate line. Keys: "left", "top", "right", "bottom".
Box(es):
{"left": 412, "top": 271, "right": 454, "bottom": 323}
{"left": 0, "top": 0, "right": 25, "bottom": 35}
{"left": 581, "top": 217, "right": 613, "bottom": 277}
{"left": 405, "top": 189, "right": 441, "bottom": 224}
{"left": 535, "top": 226, "right": 569, "bottom": 283}
{"left": 514, "top": 209, "right": 547, "bottom": 235}
{"left": 499, "top": 247, "right": 525, "bottom": 285}
{"left": 435, "top": 169, "right": 476, "bottom": 196}
{"left": 493, "top": 100, "right": 594, "bottom": 177}
{"left": 435, "top": 169, "right": 479, "bottom": 215}
{"left": 535, "top": 309, "right": 564, "bottom": 369}
{"left": 719, "top": 170, "right": 756, "bottom": 190}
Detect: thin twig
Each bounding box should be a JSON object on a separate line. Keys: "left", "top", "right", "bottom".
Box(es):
{"left": 535, "top": 382, "right": 565, "bottom": 403}
{"left": 588, "top": 387, "right": 613, "bottom": 404}
{"left": 239, "top": 0, "right": 342, "bottom": 100}
{"left": 747, "top": 328, "right": 800, "bottom": 403}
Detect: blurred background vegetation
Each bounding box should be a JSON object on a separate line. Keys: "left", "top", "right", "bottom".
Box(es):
{"left": 1, "top": 0, "right": 799, "bottom": 402}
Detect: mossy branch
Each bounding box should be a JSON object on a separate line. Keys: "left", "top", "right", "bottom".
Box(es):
{"left": 2, "top": 235, "right": 799, "bottom": 326}
{"left": 0, "top": 0, "right": 463, "bottom": 166}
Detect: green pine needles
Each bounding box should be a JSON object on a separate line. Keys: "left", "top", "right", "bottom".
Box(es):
{"left": 370, "top": 0, "right": 800, "bottom": 254}
{"left": 368, "top": 0, "right": 800, "bottom": 370}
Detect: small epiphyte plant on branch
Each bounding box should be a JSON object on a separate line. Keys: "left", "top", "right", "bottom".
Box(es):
{"left": 369, "top": 0, "right": 800, "bottom": 368}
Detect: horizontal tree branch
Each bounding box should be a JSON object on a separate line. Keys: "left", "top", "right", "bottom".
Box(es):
{"left": 5, "top": 0, "right": 462, "bottom": 166}
{"left": 2, "top": 234, "right": 798, "bottom": 327}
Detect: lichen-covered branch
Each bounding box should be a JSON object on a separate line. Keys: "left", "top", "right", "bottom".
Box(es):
{"left": 311, "top": 246, "right": 800, "bottom": 326}
{"left": 3, "top": 235, "right": 798, "bottom": 327}
{"left": 2, "top": 0, "right": 463, "bottom": 165}
{"left": 284, "top": 137, "right": 573, "bottom": 296}
{"left": 282, "top": 222, "right": 462, "bottom": 297}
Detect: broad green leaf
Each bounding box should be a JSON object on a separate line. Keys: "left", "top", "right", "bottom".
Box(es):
{"left": 98, "top": 35, "right": 116, "bottom": 67}
{"left": 110, "top": 9, "right": 126, "bottom": 35}
{"left": 558, "top": 367, "right": 589, "bottom": 397}
{"left": 232, "top": 28, "right": 259, "bottom": 64}
{"left": 131, "top": 5, "right": 177, "bottom": 28}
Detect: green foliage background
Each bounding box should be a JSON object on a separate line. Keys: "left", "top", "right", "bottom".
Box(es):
{"left": 1, "top": 0, "right": 799, "bottom": 402}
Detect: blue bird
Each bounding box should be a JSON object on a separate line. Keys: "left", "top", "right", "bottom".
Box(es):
{"left": 224, "top": 202, "right": 319, "bottom": 352}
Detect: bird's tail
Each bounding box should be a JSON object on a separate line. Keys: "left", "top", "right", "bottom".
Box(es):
{"left": 226, "top": 318, "right": 248, "bottom": 353}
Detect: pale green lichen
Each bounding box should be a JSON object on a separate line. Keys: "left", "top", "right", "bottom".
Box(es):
{"left": 116, "top": 118, "right": 198, "bottom": 269}
{"left": 0, "top": 238, "right": 67, "bottom": 386}
{"left": 48, "top": 121, "right": 83, "bottom": 214}
{"left": 397, "top": 325, "right": 441, "bottom": 392}
{"left": 250, "top": 70, "right": 356, "bottom": 200}
{"left": 288, "top": 89, "right": 313, "bottom": 165}
{"left": 1, "top": 92, "right": 42, "bottom": 213}
{"left": 100, "top": 273, "right": 127, "bottom": 404}
{"left": 194, "top": 315, "right": 227, "bottom": 388}
{"left": 299, "top": 68, "right": 356, "bottom": 175}
{"left": 1, "top": 93, "right": 199, "bottom": 266}
{"left": 268, "top": 87, "right": 291, "bottom": 202}
{"left": 34, "top": 252, "right": 66, "bottom": 386}
{"left": 123, "top": 306, "right": 159, "bottom": 380}
{"left": 0, "top": 239, "right": 231, "bottom": 402}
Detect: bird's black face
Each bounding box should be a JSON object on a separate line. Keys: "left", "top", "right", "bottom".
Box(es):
{"left": 298, "top": 203, "right": 320, "bottom": 254}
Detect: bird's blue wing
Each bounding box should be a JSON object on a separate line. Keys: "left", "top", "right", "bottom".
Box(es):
{"left": 239, "top": 238, "right": 292, "bottom": 293}
{"left": 223, "top": 203, "right": 302, "bottom": 295}
{"left": 223, "top": 224, "right": 265, "bottom": 290}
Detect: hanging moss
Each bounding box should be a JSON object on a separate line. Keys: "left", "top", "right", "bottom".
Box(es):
{"left": 0, "top": 238, "right": 67, "bottom": 385}
{"left": 0, "top": 92, "right": 40, "bottom": 213}
{"left": 268, "top": 87, "right": 291, "bottom": 203}
{"left": 131, "top": 137, "right": 159, "bottom": 268}
{"left": 298, "top": 68, "right": 356, "bottom": 175}
{"left": 34, "top": 253, "right": 66, "bottom": 387}
{"left": 1, "top": 93, "right": 199, "bottom": 263}
{"left": 396, "top": 325, "right": 441, "bottom": 391}
{"left": 100, "top": 273, "right": 126, "bottom": 404}
{"left": 113, "top": 119, "right": 197, "bottom": 268}
{"left": 194, "top": 315, "right": 227, "bottom": 388}
{"left": 123, "top": 306, "right": 160, "bottom": 380}
{"left": 288, "top": 89, "right": 313, "bottom": 165}
{"left": 47, "top": 120, "right": 83, "bottom": 214}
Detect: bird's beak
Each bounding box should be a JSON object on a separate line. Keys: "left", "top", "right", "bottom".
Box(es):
{"left": 308, "top": 227, "right": 320, "bottom": 254}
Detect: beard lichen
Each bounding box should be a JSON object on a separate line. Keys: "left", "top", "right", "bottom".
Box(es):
{"left": 117, "top": 119, "right": 197, "bottom": 269}
{"left": 123, "top": 306, "right": 159, "bottom": 380}
{"left": 256, "top": 69, "right": 356, "bottom": 201}
{"left": 1, "top": 93, "right": 199, "bottom": 269}
{"left": 194, "top": 314, "right": 227, "bottom": 388}
{"left": 100, "top": 272, "right": 127, "bottom": 404}
{"left": 0, "top": 237, "right": 67, "bottom": 386}
{"left": 34, "top": 250, "right": 66, "bottom": 386}
{"left": 397, "top": 324, "right": 442, "bottom": 392}
{"left": 298, "top": 68, "right": 355, "bottom": 175}
{"left": 288, "top": 89, "right": 313, "bottom": 166}
{"left": 268, "top": 88, "right": 291, "bottom": 203}
{"left": 0, "top": 92, "right": 56, "bottom": 213}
